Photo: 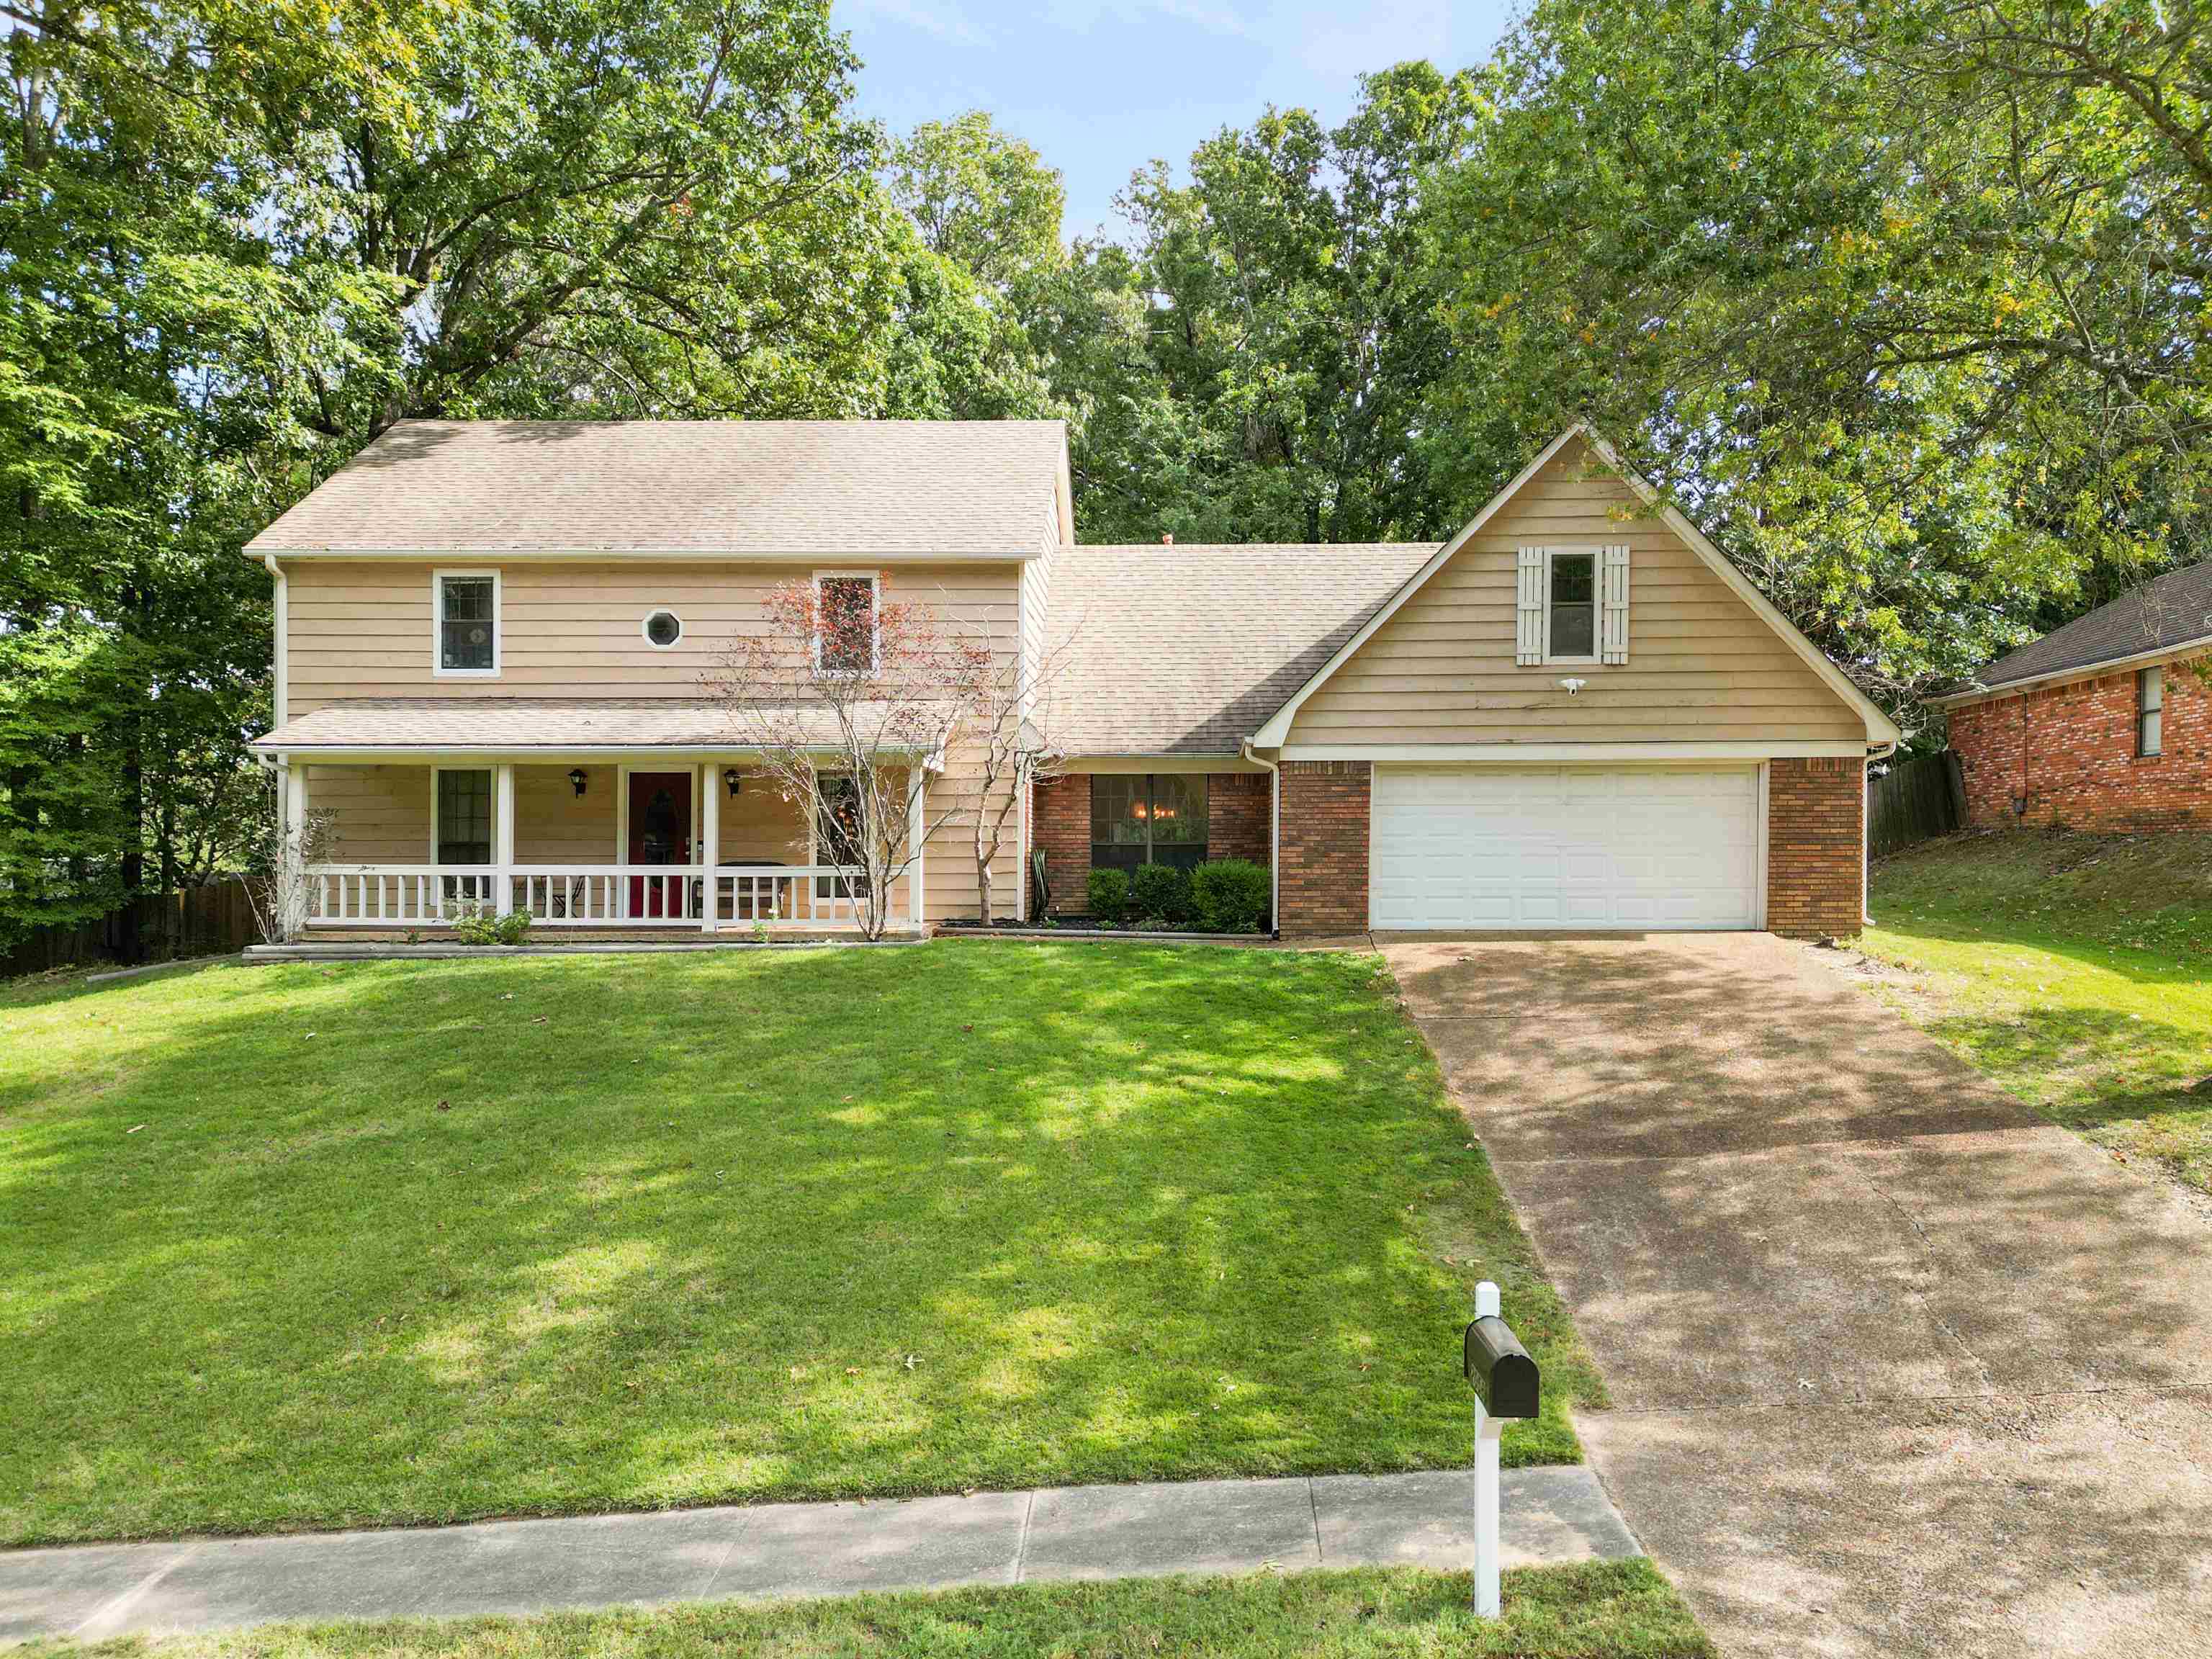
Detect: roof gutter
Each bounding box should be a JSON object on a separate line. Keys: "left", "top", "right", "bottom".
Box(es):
{"left": 1925, "top": 634, "right": 2212, "bottom": 708}
{"left": 1239, "top": 738, "right": 1282, "bottom": 938}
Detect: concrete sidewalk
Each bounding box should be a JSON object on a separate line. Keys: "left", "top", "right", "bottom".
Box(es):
{"left": 3, "top": 1467, "right": 1638, "bottom": 1643}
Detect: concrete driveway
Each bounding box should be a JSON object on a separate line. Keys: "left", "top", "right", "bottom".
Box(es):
{"left": 1382, "top": 932, "right": 2212, "bottom": 1659}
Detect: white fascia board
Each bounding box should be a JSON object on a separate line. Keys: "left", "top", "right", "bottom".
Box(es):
{"left": 250, "top": 745, "right": 932, "bottom": 763}
{"left": 1278, "top": 741, "right": 1873, "bottom": 762}
{"left": 1574, "top": 429, "right": 1902, "bottom": 747}
{"left": 1060, "top": 753, "right": 1266, "bottom": 774}
{"left": 239, "top": 545, "right": 1041, "bottom": 563}
{"left": 1924, "top": 637, "right": 2212, "bottom": 708}
{"left": 1247, "top": 425, "right": 1588, "bottom": 748}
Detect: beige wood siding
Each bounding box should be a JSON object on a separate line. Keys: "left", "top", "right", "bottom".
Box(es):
{"left": 1285, "top": 442, "right": 1866, "bottom": 746}
{"left": 284, "top": 562, "right": 1019, "bottom": 924}
{"left": 513, "top": 765, "right": 615, "bottom": 863}
{"left": 284, "top": 561, "right": 1019, "bottom": 710}
{"left": 308, "top": 765, "right": 431, "bottom": 863}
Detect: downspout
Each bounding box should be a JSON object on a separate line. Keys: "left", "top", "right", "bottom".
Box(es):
{"left": 261, "top": 554, "right": 288, "bottom": 834}
{"left": 1240, "top": 738, "right": 1281, "bottom": 938}
{"left": 1863, "top": 738, "right": 1895, "bottom": 927}
{"left": 261, "top": 554, "right": 287, "bottom": 728}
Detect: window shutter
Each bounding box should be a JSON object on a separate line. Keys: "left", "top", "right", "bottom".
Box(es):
{"left": 1600, "top": 544, "right": 1630, "bottom": 665}
{"left": 1516, "top": 547, "right": 1545, "bottom": 666}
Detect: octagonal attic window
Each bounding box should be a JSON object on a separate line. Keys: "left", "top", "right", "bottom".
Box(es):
{"left": 642, "top": 609, "right": 683, "bottom": 649}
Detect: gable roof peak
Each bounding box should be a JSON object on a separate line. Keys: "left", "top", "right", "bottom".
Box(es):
{"left": 1247, "top": 423, "right": 1900, "bottom": 748}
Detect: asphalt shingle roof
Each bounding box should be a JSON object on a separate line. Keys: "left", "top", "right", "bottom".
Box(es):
{"left": 248, "top": 420, "right": 1067, "bottom": 555}
{"left": 1046, "top": 541, "right": 1439, "bottom": 755}
{"left": 1972, "top": 562, "right": 2212, "bottom": 691}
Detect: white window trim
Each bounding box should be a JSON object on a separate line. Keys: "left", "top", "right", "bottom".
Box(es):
{"left": 432, "top": 569, "right": 502, "bottom": 678}
{"left": 428, "top": 764, "right": 495, "bottom": 863}
{"left": 1542, "top": 548, "right": 1601, "bottom": 666}
{"left": 812, "top": 570, "right": 881, "bottom": 675}
{"left": 2139, "top": 665, "right": 2165, "bottom": 757}
{"left": 641, "top": 608, "right": 684, "bottom": 649}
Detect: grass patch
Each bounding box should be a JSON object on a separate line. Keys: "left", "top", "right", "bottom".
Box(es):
{"left": 1860, "top": 829, "right": 2212, "bottom": 1195}
{"left": 43, "top": 1563, "right": 1709, "bottom": 1659}
{"left": 0, "top": 942, "right": 1596, "bottom": 1545}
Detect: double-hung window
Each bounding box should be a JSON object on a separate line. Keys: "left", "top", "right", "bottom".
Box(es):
{"left": 2139, "top": 665, "right": 2164, "bottom": 757}
{"left": 814, "top": 572, "right": 880, "bottom": 674}
{"left": 1091, "top": 774, "right": 1208, "bottom": 874}
{"left": 436, "top": 572, "right": 500, "bottom": 675}
{"left": 1545, "top": 551, "right": 1598, "bottom": 662}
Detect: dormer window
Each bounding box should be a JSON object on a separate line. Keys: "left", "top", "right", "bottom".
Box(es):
{"left": 435, "top": 572, "right": 500, "bottom": 675}
{"left": 814, "top": 572, "right": 879, "bottom": 674}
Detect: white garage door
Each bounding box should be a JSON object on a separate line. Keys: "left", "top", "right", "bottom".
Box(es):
{"left": 1371, "top": 765, "right": 1762, "bottom": 930}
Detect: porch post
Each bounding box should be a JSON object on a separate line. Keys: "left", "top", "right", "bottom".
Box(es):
{"left": 284, "top": 759, "right": 310, "bottom": 938}
{"left": 908, "top": 768, "right": 925, "bottom": 930}
{"left": 699, "top": 761, "right": 720, "bottom": 933}
{"left": 493, "top": 763, "right": 516, "bottom": 915}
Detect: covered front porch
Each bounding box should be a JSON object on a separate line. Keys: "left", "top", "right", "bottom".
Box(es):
{"left": 279, "top": 756, "right": 918, "bottom": 935}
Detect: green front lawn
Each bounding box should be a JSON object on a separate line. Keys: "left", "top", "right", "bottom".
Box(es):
{"left": 1860, "top": 830, "right": 2212, "bottom": 1195}
{"left": 0, "top": 943, "right": 1597, "bottom": 1545}
{"left": 51, "top": 1564, "right": 1711, "bottom": 1659}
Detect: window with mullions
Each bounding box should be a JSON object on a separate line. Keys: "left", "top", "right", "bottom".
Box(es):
{"left": 436, "top": 769, "right": 492, "bottom": 865}
{"left": 437, "top": 575, "right": 498, "bottom": 673}
{"left": 1091, "top": 774, "right": 1208, "bottom": 873}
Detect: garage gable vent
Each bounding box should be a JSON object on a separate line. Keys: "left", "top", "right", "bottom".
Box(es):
{"left": 1516, "top": 546, "right": 1545, "bottom": 665}
{"left": 1601, "top": 544, "right": 1630, "bottom": 665}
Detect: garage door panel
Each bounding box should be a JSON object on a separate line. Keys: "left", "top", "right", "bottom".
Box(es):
{"left": 1372, "top": 765, "right": 1761, "bottom": 931}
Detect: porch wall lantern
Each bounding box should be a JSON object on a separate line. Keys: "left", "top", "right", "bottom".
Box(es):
{"left": 723, "top": 767, "right": 743, "bottom": 799}
{"left": 567, "top": 768, "right": 588, "bottom": 797}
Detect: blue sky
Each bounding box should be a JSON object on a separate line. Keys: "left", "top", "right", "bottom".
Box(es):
{"left": 834, "top": 0, "right": 1520, "bottom": 241}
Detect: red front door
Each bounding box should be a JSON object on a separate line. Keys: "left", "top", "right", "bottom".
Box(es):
{"left": 627, "top": 771, "right": 693, "bottom": 917}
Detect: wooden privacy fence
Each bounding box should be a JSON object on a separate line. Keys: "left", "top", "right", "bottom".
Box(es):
{"left": 2, "top": 878, "right": 256, "bottom": 976}
{"left": 1869, "top": 752, "right": 1965, "bottom": 858}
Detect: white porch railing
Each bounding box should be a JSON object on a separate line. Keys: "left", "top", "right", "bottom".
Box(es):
{"left": 304, "top": 864, "right": 871, "bottom": 930}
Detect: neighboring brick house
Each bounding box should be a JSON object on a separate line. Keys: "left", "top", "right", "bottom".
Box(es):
{"left": 249, "top": 420, "right": 1899, "bottom": 942}
{"left": 1930, "top": 565, "right": 2211, "bottom": 833}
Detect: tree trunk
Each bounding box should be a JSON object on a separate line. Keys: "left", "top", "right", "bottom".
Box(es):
{"left": 976, "top": 858, "right": 993, "bottom": 927}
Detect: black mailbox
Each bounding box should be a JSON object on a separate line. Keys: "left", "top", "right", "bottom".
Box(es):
{"left": 1463, "top": 1316, "right": 1539, "bottom": 1419}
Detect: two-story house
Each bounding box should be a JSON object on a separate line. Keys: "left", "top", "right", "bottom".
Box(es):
{"left": 248, "top": 419, "right": 1900, "bottom": 938}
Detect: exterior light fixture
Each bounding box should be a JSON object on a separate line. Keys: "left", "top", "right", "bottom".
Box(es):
{"left": 724, "top": 767, "right": 742, "bottom": 798}
{"left": 567, "top": 768, "right": 588, "bottom": 796}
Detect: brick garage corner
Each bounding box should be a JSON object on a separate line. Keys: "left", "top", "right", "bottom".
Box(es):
{"left": 1767, "top": 757, "right": 1864, "bottom": 938}
{"left": 1277, "top": 761, "right": 1370, "bottom": 936}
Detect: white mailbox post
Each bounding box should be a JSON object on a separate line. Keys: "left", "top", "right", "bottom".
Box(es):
{"left": 1462, "top": 1279, "right": 1539, "bottom": 1617}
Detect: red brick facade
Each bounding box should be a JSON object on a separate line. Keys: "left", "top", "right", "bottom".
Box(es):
{"left": 1032, "top": 772, "right": 1090, "bottom": 914}
{"left": 1207, "top": 772, "right": 1271, "bottom": 866}
{"left": 1766, "top": 757, "right": 1866, "bottom": 939}
{"left": 1043, "top": 757, "right": 1873, "bottom": 938}
{"left": 1277, "top": 761, "right": 1371, "bottom": 937}
{"left": 1031, "top": 770, "right": 1273, "bottom": 917}
{"left": 1947, "top": 656, "right": 2207, "bottom": 831}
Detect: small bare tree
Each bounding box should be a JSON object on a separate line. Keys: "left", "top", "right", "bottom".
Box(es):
{"left": 244, "top": 778, "right": 336, "bottom": 945}
{"left": 705, "top": 575, "right": 990, "bottom": 939}
{"left": 968, "top": 625, "right": 1079, "bottom": 925}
